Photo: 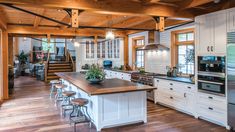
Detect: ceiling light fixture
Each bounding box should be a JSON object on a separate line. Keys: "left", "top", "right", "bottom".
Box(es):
{"left": 105, "top": 30, "right": 115, "bottom": 40}
{"left": 105, "top": 15, "right": 115, "bottom": 40}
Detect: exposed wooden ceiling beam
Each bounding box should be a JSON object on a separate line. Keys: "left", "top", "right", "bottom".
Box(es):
{"left": 33, "top": 9, "right": 45, "bottom": 28}
{"left": 0, "top": 0, "right": 194, "bottom": 18}
{"left": 93, "top": 15, "right": 135, "bottom": 27}
{"left": 0, "top": 6, "right": 7, "bottom": 30}
{"left": 113, "top": 16, "right": 152, "bottom": 28}
{"left": 179, "top": 0, "right": 214, "bottom": 9}
{"left": 7, "top": 25, "right": 128, "bottom": 37}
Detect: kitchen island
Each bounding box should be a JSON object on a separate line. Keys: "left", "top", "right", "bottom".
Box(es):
{"left": 56, "top": 72, "right": 156, "bottom": 131}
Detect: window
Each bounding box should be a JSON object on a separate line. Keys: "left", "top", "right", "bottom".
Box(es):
{"left": 172, "top": 29, "right": 195, "bottom": 75}
{"left": 42, "top": 38, "right": 55, "bottom": 53}
{"left": 134, "top": 38, "right": 145, "bottom": 69}
{"left": 136, "top": 50, "right": 144, "bottom": 68}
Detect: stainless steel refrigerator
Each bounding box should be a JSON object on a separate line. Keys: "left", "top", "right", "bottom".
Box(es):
{"left": 227, "top": 32, "right": 235, "bottom": 130}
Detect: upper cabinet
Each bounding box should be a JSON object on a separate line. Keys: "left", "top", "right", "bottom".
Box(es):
{"left": 195, "top": 10, "right": 227, "bottom": 56}
{"left": 227, "top": 8, "right": 235, "bottom": 32}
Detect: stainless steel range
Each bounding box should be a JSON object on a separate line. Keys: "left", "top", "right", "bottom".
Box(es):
{"left": 131, "top": 72, "right": 162, "bottom": 101}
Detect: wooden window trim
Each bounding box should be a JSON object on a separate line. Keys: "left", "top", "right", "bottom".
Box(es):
{"left": 132, "top": 36, "right": 145, "bottom": 70}
{"left": 171, "top": 28, "right": 194, "bottom": 68}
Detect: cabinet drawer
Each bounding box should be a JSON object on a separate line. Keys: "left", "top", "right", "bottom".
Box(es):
{"left": 197, "top": 93, "right": 226, "bottom": 110}
{"left": 197, "top": 103, "right": 226, "bottom": 125}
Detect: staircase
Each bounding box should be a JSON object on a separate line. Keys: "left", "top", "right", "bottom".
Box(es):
{"left": 45, "top": 61, "right": 73, "bottom": 82}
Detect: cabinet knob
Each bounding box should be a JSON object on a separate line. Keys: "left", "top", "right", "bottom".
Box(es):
{"left": 157, "top": 80, "right": 159, "bottom": 82}
{"left": 170, "top": 83, "right": 173, "bottom": 85}
{"left": 207, "top": 46, "right": 210, "bottom": 52}
{"left": 187, "top": 86, "right": 191, "bottom": 89}
{"left": 208, "top": 107, "right": 213, "bottom": 110}
{"left": 170, "top": 96, "right": 173, "bottom": 99}
{"left": 170, "top": 88, "right": 173, "bottom": 90}
{"left": 211, "top": 46, "right": 213, "bottom": 52}
{"left": 208, "top": 96, "right": 213, "bottom": 99}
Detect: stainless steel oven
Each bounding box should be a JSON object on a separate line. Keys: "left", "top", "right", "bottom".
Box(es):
{"left": 198, "top": 75, "right": 225, "bottom": 96}
{"left": 198, "top": 56, "right": 225, "bottom": 77}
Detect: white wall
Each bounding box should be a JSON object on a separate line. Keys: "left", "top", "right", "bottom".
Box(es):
{"left": 18, "top": 37, "right": 32, "bottom": 54}
{"left": 128, "top": 23, "right": 195, "bottom": 74}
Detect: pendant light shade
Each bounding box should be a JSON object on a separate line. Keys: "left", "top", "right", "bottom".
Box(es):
{"left": 105, "top": 30, "right": 115, "bottom": 40}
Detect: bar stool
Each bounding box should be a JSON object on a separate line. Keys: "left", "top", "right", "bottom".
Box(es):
{"left": 54, "top": 84, "right": 67, "bottom": 104}
{"left": 49, "top": 80, "right": 61, "bottom": 98}
{"left": 70, "top": 98, "right": 92, "bottom": 132}
{"left": 61, "top": 91, "right": 76, "bottom": 117}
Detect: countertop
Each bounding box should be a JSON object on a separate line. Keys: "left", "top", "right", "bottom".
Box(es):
{"left": 154, "top": 75, "right": 195, "bottom": 84}
{"left": 55, "top": 72, "right": 156, "bottom": 95}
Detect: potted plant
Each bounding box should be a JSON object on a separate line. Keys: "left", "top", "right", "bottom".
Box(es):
{"left": 16, "top": 51, "right": 29, "bottom": 76}
{"left": 85, "top": 64, "right": 105, "bottom": 84}
{"left": 36, "top": 52, "right": 45, "bottom": 64}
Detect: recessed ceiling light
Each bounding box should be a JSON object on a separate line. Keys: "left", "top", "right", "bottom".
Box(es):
{"left": 57, "top": 9, "right": 62, "bottom": 12}
{"left": 214, "top": 0, "right": 220, "bottom": 3}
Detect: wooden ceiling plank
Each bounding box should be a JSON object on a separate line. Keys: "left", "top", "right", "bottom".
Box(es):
{"left": 33, "top": 9, "right": 45, "bottom": 28}
{"left": 114, "top": 17, "right": 152, "bottom": 28}
{"left": 0, "top": 0, "right": 194, "bottom": 18}
{"left": 179, "top": 0, "right": 214, "bottom": 9}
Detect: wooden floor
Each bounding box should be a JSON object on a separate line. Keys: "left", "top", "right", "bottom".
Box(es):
{"left": 0, "top": 76, "right": 227, "bottom": 132}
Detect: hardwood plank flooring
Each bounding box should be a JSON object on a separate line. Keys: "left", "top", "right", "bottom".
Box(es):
{"left": 0, "top": 76, "right": 227, "bottom": 132}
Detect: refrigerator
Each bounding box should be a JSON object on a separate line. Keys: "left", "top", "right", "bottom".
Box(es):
{"left": 227, "top": 32, "right": 235, "bottom": 130}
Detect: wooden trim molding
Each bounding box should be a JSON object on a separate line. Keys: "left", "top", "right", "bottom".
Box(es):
{"left": 171, "top": 28, "right": 194, "bottom": 67}
{"left": 132, "top": 36, "right": 145, "bottom": 70}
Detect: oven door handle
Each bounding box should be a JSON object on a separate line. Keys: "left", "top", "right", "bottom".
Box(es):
{"left": 198, "top": 80, "right": 224, "bottom": 85}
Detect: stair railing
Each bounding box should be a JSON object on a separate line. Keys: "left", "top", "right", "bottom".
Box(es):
{"left": 44, "top": 50, "right": 50, "bottom": 82}
{"left": 66, "top": 49, "right": 76, "bottom": 72}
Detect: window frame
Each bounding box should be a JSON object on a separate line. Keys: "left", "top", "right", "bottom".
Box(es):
{"left": 171, "top": 28, "right": 195, "bottom": 75}
{"left": 132, "top": 36, "right": 145, "bottom": 70}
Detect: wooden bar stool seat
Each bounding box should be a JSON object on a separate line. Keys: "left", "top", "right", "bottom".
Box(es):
{"left": 55, "top": 84, "right": 67, "bottom": 89}
{"left": 71, "top": 98, "right": 89, "bottom": 106}
{"left": 62, "top": 91, "right": 76, "bottom": 97}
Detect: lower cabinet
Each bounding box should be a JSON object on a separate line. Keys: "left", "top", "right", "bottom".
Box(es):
{"left": 154, "top": 78, "right": 196, "bottom": 116}
{"left": 196, "top": 92, "right": 227, "bottom": 127}
{"left": 104, "top": 70, "right": 131, "bottom": 81}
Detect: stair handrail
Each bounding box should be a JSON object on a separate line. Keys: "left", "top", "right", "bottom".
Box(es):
{"left": 66, "top": 49, "right": 76, "bottom": 72}
{"left": 44, "top": 50, "right": 50, "bottom": 82}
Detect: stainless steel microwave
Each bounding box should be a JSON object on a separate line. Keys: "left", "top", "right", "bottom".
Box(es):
{"left": 198, "top": 56, "right": 225, "bottom": 77}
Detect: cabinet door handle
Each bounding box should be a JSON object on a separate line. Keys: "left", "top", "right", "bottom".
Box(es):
{"left": 211, "top": 46, "right": 213, "bottom": 52}
{"left": 208, "top": 107, "right": 213, "bottom": 110}
{"left": 157, "top": 80, "right": 159, "bottom": 82}
{"left": 170, "top": 83, "right": 173, "bottom": 85}
{"left": 184, "top": 93, "right": 186, "bottom": 98}
{"left": 208, "top": 96, "right": 213, "bottom": 99}
{"left": 170, "top": 96, "right": 173, "bottom": 99}
{"left": 207, "top": 46, "right": 210, "bottom": 52}
{"left": 170, "top": 88, "right": 173, "bottom": 90}
{"left": 187, "top": 86, "right": 191, "bottom": 89}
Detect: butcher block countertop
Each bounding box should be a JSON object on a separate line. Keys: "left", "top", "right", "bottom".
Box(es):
{"left": 55, "top": 72, "right": 156, "bottom": 95}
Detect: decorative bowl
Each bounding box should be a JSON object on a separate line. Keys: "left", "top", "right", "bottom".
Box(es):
{"left": 87, "top": 78, "right": 103, "bottom": 84}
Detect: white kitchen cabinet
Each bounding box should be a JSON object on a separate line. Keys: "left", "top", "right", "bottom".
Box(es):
{"left": 154, "top": 78, "right": 196, "bottom": 116}
{"left": 104, "top": 69, "right": 131, "bottom": 81}
{"left": 196, "top": 10, "right": 227, "bottom": 55}
{"left": 227, "top": 8, "right": 235, "bottom": 32}
{"left": 196, "top": 92, "right": 227, "bottom": 127}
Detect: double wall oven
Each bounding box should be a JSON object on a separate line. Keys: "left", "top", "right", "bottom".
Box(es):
{"left": 197, "top": 56, "right": 226, "bottom": 96}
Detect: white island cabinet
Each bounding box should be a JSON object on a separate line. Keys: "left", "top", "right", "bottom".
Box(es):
{"left": 56, "top": 72, "right": 155, "bottom": 131}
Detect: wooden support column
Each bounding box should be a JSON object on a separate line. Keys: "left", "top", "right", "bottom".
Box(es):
{"left": 124, "top": 35, "right": 129, "bottom": 69}
{"left": 8, "top": 36, "right": 14, "bottom": 66}
{"left": 1, "top": 30, "right": 8, "bottom": 99}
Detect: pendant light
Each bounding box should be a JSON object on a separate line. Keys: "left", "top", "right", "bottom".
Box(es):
{"left": 105, "top": 15, "right": 115, "bottom": 40}
{"left": 73, "top": 29, "right": 80, "bottom": 47}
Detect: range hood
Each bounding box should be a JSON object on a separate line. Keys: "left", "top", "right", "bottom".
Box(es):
{"left": 137, "top": 31, "right": 169, "bottom": 51}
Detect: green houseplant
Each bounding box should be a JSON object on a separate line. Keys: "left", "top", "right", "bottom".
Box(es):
{"left": 16, "top": 51, "right": 29, "bottom": 76}
{"left": 85, "top": 64, "right": 105, "bottom": 84}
